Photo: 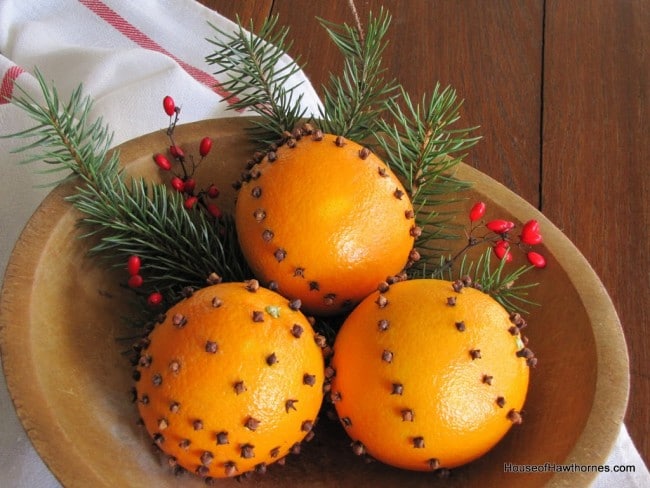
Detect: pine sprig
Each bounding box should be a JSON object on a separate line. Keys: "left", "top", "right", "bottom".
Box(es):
{"left": 373, "top": 85, "right": 481, "bottom": 266}
{"left": 205, "top": 14, "right": 308, "bottom": 143}
{"left": 432, "top": 249, "right": 538, "bottom": 314}
{"left": 318, "top": 7, "right": 398, "bottom": 141}
{"left": 9, "top": 73, "right": 116, "bottom": 185}
{"left": 7, "top": 70, "right": 250, "bottom": 297}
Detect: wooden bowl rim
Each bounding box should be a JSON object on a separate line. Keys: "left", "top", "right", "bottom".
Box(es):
{"left": 0, "top": 117, "right": 629, "bottom": 487}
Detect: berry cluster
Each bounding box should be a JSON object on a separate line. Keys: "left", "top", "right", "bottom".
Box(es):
{"left": 125, "top": 254, "right": 163, "bottom": 307}
{"left": 468, "top": 201, "right": 547, "bottom": 268}
{"left": 152, "top": 96, "right": 222, "bottom": 219}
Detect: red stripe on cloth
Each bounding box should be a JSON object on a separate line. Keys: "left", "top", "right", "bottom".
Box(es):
{"left": 78, "top": 0, "right": 237, "bottom": 103}
{"left": 0, "top": 65, "right": 26, "bottom": 104}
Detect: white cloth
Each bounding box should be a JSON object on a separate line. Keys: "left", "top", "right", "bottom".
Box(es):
{"left": 0, "top": 1, "right": 648, "bottom": 487}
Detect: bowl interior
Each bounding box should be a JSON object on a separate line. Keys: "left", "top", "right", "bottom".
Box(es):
{"left": 0, "top": 118, "right": 628, "bottom": 487}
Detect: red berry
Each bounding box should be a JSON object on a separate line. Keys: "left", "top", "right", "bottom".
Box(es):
{"left": 127, "top": 255, "right": 141, "bottom": 276}
{"left": 128, "top": 274, "right": 144, "bottom": 288}
{"left": 207, "top": 184, "right": 220, "bottom": 198}
{"left": 527, "top": 251, "right": 547, "bottom": 268}
{"left": 206, "top": 203, "right": 222, "bottom": 219}
{"left": 153, "top": 153, "right": 172, "bottom": 171}
{"left": 184, "top": 196, "right": 198, "bottom": 209}
{"left": 147, "top": 292, "right": 163, "bottom": 307}
{"left": 199, "top": 137, "right": 212, "bottom": 157}
{"left": 486, "top": 219, "right": 515, "bottom": 234}
{"left": 169, "top": 145, "right": 184, "bottom": 159}
{"left": 469, "top": 201, "right": 486, "bottom": 222}
{"left": 493, "top": 240, "right": 513, "bottom": 262}
{"left": 184, "top": 178, "right": 196, "bottom": 193}
{"left": 520, "top": 219, "right": 543, "bottom": 245}
{"left": 163, "top": 96, "right": 176, "bottom": 116}
{"left": 170, "top": 176, "right": 185, "bottom": 192}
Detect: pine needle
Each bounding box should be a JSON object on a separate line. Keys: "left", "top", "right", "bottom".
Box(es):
{"left": 5, "top": 69, "right": 250, "bottom": 300}
{"left": 318, "top": 7, "right": 398, "bottom": 141}
{"left": 205, "top": 14, "right": 308, "bottom": 144}
{"left": 373, "top": 85, "right": 480, "bottom": 267}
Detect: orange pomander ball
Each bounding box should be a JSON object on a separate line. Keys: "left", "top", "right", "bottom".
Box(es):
{"left": 235, "top": 132, "right": 416, "bottom": 316}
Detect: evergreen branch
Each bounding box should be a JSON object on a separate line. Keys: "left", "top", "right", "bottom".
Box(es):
{"left": 373, "top": 85, "right": 480, "bottom": 266}
{"left": 467, "top": 250, "right": 538, "bottom": 314}
{"left": 430, "top": 248, "right": 538, "bottom": 314}
{"left": 318, "top": 7, "right": 398, "bottom": 141}
{"left": 375, "top": 84, "right": 480, "bottom": 201}
{"left": 205, "top": 14, "right": 308, "bottom": 143}
{"left": 6, "top": 70, "right": 250, "bottom": 298}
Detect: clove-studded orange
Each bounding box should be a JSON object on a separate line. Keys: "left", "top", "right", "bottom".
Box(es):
{"left": 235, "top": 130, "right": 416, "bottom": 316}
{"left": 134, "top": 281, "right": 325, "bottom": 480}
{"left": 330, "top": 278, "right": 532, "bottom": 472}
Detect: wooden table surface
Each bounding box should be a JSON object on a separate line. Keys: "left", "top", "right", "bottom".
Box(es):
{"left": 201, "top": 0, "right": 649, "bottom": 467}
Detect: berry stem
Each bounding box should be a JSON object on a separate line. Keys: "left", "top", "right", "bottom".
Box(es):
{"left": 347, "top": 0, "right": 365, "bottom": 47}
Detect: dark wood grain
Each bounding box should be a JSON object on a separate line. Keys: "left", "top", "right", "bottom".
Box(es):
{"left": 200, "top": 0, "right": 649, "bottom": 467}
{"left": 277, "top": 0, "right": 544, "bottom": 207}
{"left": 202, "top": 0, "right": 272, "bottom": 27}
{"left": 543, "top": 0, "right": 650, "bottom": 465}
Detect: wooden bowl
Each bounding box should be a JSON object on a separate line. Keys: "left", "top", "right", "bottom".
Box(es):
{"left": 0, "top": 118, "right": 629, "bottom": 487}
